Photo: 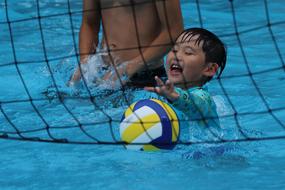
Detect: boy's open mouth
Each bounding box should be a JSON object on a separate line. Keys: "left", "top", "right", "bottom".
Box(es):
{"left": 170, "top": 63, "right": 183, "bottom": 74}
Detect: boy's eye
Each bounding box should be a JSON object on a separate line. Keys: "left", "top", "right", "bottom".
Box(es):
{"left": 184, "top": 50, "right": 193, "bottom": 55}
{"left": 184, "top": 47, "right": 194, "bottom": 55}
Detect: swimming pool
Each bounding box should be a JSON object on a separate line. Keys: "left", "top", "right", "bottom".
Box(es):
{"left": 0, "top": 0, "right": 285, "bottom": 189}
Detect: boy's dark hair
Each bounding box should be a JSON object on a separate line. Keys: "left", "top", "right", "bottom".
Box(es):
{"left": 176, "top": 28, "right": 227, "bottom": 83}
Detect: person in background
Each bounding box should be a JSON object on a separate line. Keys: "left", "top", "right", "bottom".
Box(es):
{"left": 69, "top": 0, "right": 184, "bottom": 87}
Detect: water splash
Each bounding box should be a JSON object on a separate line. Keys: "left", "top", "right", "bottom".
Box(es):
{"left": 41, "top": 50, "right": 137, "bottom": 109}
{"left": 70, "top": 51, "right": 129, "bottom": 92}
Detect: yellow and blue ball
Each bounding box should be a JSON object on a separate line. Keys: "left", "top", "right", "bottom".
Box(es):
{"left": 120, "top": 99, "right": 180, "bottom": 151}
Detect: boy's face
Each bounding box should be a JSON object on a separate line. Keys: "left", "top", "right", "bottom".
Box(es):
{"left": 166, "top": 35, "right": 208, "bottom": 88}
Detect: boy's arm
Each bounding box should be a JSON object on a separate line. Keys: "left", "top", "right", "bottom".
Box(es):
{"left": 144, "top": 77, "right": 205, "bottom": 114}
{"left": 79, "top": 0, "right": 101, "bottom": 62}
{"left": 170, "top": 88, "right": 198, "bottom": 112}
{"left": 69, "top": 0, "right": 101, "bottom": 84}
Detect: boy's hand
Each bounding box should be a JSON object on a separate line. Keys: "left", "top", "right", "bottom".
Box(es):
{"left": 102, "top": 62, "right": 129, "bottom": 87}
{"left": 67, "top": 58, "right": 88, "bottom": 87}
{"left": 67, "top": 67, "right": 81, "bottom": 87}
{"left": 144, "top": 76, "right": 179, "bottom": 102}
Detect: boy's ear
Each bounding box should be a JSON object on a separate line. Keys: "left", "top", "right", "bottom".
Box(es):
{"left": 203, "top": 62, "right": 219, "bottom": 77}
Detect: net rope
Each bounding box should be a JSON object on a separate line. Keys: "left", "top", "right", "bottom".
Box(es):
{"left": 0, "top": 0, "right": 284, "bottom": 145}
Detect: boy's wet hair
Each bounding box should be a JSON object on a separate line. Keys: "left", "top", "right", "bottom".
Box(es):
{"left": 176, "top": 28, "right": 227, "bottom": 82}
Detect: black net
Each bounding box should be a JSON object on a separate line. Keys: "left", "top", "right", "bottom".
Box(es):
{"left": 0, "top": 0, "right": 284, "bottom": 146}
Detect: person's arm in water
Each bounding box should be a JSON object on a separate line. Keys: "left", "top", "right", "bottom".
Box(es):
{"left": 69, "top": 0, "right": 101, "bottom": 85}
{"left": 105, "top": 0, "right": 184, "bottom": 82}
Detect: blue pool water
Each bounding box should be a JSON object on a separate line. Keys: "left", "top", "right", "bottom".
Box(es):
{"left": 0, "top": 0, "right": 285, "bottom": 189}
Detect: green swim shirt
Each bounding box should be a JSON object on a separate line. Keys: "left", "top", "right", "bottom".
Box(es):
{"left": 170, "top": 86, "right": 222, "bottom": 141}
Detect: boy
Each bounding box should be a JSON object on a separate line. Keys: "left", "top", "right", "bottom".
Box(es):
{"left": 145, "top": 28, "right": 227, "bottom": 140}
